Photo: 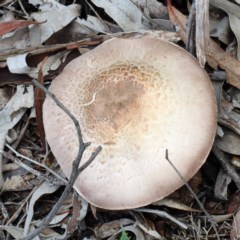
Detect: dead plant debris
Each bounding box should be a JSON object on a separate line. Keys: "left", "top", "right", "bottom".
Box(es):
{"left": 0, "top": 0, "right": 240, "bottom": 239}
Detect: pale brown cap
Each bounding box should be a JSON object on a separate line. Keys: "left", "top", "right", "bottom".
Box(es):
{"left": 43, "top": 36, "right": 217, "bottom": 210}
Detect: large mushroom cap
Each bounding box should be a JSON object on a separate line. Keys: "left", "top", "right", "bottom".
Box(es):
{"left": 43, "top": 36, "right": 217, "bottom": 210}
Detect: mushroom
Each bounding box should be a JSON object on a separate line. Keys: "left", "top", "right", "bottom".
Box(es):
{"left": 43, "top": 36, "right": 217, "bottom": 210}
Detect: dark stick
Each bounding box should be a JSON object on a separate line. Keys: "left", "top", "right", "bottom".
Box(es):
{"left": 21, "top": 79, "right": 102, "bottom": 240}
{"left": 165, "top": 149, "right": 220, "bottom": 240}
{"left": 32, "top": 79, "right": 84, "bottom": 147}
{"left": 186, "top": 1, "right": 196, "bottom": 54}
{"left": 212, "top": 144, "right": 240, "bottom": 189}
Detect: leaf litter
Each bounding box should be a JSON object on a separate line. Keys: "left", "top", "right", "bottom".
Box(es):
{"left": 0, "top": 0, "right": 240, "bottom": 239}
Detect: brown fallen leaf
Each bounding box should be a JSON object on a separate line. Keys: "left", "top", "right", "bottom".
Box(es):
{"left": 35, "top": 58, "right": 47, "bottom": 148}
{"left": 168, "top": 4, "right": 240, "bottom": 89}
{"left": 0, "top": 20, "right": 38, "bottom": 36}
{"left": 0, "top": 31, "right": 177, "bottom": 61}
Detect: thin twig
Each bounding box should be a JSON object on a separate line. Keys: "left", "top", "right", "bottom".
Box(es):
{"left": 0, "top": 198, "right": 9, "bottom": 223}
{"left": 6, "top": 185, "right": 39, "bottom": 225}
{"left": 32, "top": 79, "right": 84, "bottom": 146}
{"left": 85, "top": 0, "right": 112, "bottom": 33}
{"left": 212, "top": 144, "right": 240, "bottom": 189}
{"left": 23, "top": 147, "right": 101, "bottom": 240}
{"left": 6, "top": 143, "right": 68, "bottom": 185}
{"left": 11, "top": 116, "right": 30, "bottom": 150}
{"left": 17, "top": 0, "right": 30, "bottom": 18}
{"left": 165, "top": 149, "right": 220, "bottom": 240}
{"left": 21, "top": 79, "right": 101, "bottom": 240}
{"left": 0, "top": 150, "right": 63, "bottom": 186}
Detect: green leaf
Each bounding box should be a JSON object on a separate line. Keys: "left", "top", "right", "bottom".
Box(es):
{"left": 119, "top": 229, "right": 130, "bottom": 240}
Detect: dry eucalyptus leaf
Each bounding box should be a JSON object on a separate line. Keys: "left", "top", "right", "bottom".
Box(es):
{"left": 7, "top": 51, "right": 69, "bottom": 78}
{"left": 0, "top": 85, "right": 33, "bottom": 167}
{"left": 195, "top": 0, "right": 209, "bottom": 67}
{"left": 33, "top": 225, "right": 67, "bottom": 239}
{"left": 136, "top": 222, "right": 163, "bottom": 239}
{"left": 23, "top": 181, "right": 60, "bottom": 236}
{"left": 94, "top": 219, "right": 134, "bottom": 238}
{"left": 228, "top": 13, "right": 240, "bottom": 60}
{"left": 231, "top": 156, "right": 240, "bottom": 168}
{"left": 78, "top": 196, "right": 88, "bottom": 222}
{"left": 0, "top": 20, "right": 37, "bottom": 36}
{"left": 153, "top": 198, "right": 201, "bottom": 212}
{"left": 214, "top": 168, "right": 232, "bottom": 200}
{"left": 0, "top": 87, "right": 12, "bottom": 110}
{"left": 29, "top": 0, "right": 66, "bottom": 11}
{"left": 134, "top": 208, "right": 188, "bottom": 229}
{"left": 210, "top": 17, "right": 232, "bottom": 45}
{"left": 2, "top": 174, "right": 39, "bottom": 192}
{"left": 7, "top": 53, "right": 37, "bottom": 75}
{"left": 0, "top": 225, "right": 24, "bottom": 239}
{"left": 0, "top": 27, "right": 30, "bottom": 52}
{"left": 210, "top": 0, "right": 240, "bottom": 59}
{"left": 91, "top": 0, "right": 157, "bottom": 31}
{"left": 219, "top": 99, "right": 240, "bottom": 136}
{"left": 70, "top": 19, "right": 96, "bottom": 34}
{"left": 210, "top": 0, "right": 240, "bottom": 19}
{"left": 0, "top": 11, "right": 14, "bottom": 22}
{"left": 65, "top": 194, "right": 87, "bottom": 238}
{"left": 231, "top": 210, "right": 240, "bottom": 240}
{"left": 212, "top": 213, "right": 234, "bottom": 223}
{"left": 169, "top": 6, "right": 240, "bottom": 89}
{"left": 77, "top": 15, "right": 111, "bottom": 34}
{"left": 2, "top": 163, "right": 19, "bottom": 172}
{"left": 0, "top": 85, "right": 33, "bottom": 190}
{"left": 131, "top": 0, "right": 168, "bottom": 19}
{"left": 30, "top": 4, "right": 81, "bottom": 43}
{"left": 216, "top": 128, "right": 240, "bottom": 155}
{"left": 0, "top": 20, "right": 36, "bottom": 36}
{"left": 231, "top": 88, "right": 240, "bottom": 108}
{"left": 50, "top": 212, "right": 69, "bottom": 225}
